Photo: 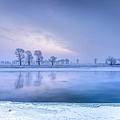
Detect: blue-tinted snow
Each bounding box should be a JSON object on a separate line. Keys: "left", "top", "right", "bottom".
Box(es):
{"left": 0, "top": 102, "right": 120, "bottom": 120}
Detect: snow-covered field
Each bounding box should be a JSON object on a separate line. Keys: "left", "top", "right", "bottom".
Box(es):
{"left": 0, "top": 102, "right": 120, "bottom": 120}
{"left": 1, "top": 67, "right": 120, "bottom": 72}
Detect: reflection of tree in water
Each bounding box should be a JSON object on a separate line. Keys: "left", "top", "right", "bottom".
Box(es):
{"left": 49, "top": 72, "right": 56, "bottom": 80}
{"left": 107, "top": 71, "right": 117, "bottom": 79}
{"left": 25, "top": 72, "right": 32, "bottom": 87}
{"left": 15, "top": 72, "right": 24, "bottom": 89}
{"left": 34, "top": 72, "right": 43, "bottom": 86}
{"left": 94, "top": 71, "right": 98, "bottom": 75}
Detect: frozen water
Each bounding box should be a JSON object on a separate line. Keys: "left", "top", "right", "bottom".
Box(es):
{"left": 0, "top": 71, "right": 120, "bottom": 102}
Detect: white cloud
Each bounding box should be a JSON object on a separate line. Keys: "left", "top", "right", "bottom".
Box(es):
{"left": 0, "top": 23, "right": 79, "bottom": 60}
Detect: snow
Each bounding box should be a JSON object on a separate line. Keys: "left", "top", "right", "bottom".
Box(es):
{"left": 0, "top": 102, "right": 120, "bottom": 120}
{"left": 1, "top": 67, "right": 120, "bottom": 72}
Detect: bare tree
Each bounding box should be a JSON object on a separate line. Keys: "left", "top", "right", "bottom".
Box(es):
{"left": 94, "top": 58, "right": 98, "bottom": 64}
{"left": 15, "top": 48, "right": 25, "bottom": 66}
{"left": 34, "top": 50, "right": 43, "bottom": 65}
{"left": 76, "top": 59, "right": 79, "bottom": 64}
{"left": 65, "top": 59, "right": 69, "bottom": 64}
{"left": 49, "top": 56, "right": 57, "bottom": 66}
{"left": 60, "top": 59, "right": 65, "bottom": 65}
{"left": 25, "top": 50, "right": 33, "bottom": 65}
{"left": 106, "top": 56, "right": 116, "bottom": 66}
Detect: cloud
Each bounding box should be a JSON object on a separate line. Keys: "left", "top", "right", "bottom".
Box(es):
{"left": 0, "top": 34, "right": 16, "bottom": 42}
{"left": 0, "top": 23, "right": 79, "bottom": 59}
{"left": 0, "top": 27, "right": 13, "bottom": 33}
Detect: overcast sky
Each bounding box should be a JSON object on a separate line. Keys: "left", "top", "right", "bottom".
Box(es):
{"left": 0, "top": 0, "right": 120, "bottom": 63}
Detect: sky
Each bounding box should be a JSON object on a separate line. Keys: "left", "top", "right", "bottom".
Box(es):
{"left": 0, "top": 0, "right": 120, "bottom": 63}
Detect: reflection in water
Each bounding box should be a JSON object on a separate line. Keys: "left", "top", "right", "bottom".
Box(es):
{"left": 15, "top": 72, "right": 24, "bottom": 89}
{"left": 25, "top": 72, "right": 32, "bottom": 87}
{"left": 34, "top": 72, "right": 43, "bottom": 86}
{"left": 1, "top": 71, "right": 120, "bottom": 102}
{"left": 107, "top": 71, "right": 117, "bottom": 79}
{"left": 49, "top": 72, "right": 56, "bottom": 80}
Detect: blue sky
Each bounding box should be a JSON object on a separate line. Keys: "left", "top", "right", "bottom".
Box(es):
{"left": 0, "top": 0, "right": 120, "bottom": 63}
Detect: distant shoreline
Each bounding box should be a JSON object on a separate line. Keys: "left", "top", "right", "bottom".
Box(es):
{"left": 0, "top": 66, "right": 120, "bottom": 72}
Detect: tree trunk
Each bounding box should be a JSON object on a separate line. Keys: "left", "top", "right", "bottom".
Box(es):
{"left": 20, "top": 59, "right": 22, "bottom": 66}
{"left": 110, "top": 61, "right": 112, "bottom": 66}
{"left": 38, "top": 61, "right": 40, "bottom": 66}
{"left": 52, "top": 61, "right": 53, "bottom": 66}
{"left": 28, "top": 61, "right": 30, "bottom": 66}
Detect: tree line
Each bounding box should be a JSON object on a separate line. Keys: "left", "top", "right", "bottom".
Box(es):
{"left": 15, "top": 48, "right": 69, "bottom": 66}
{"left": 0, "top": 48, "right": 118, "bottom": 66}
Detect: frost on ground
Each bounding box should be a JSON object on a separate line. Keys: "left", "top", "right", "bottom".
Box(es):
{"left": 0, "top": 102, "right": 120, "bottom": 120}
{"left": 1, "top": 67, "right": 120, "bottom": 72}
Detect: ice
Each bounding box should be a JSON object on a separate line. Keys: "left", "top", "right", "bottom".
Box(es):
{"left": 0, "top": 71, "right": 120, "bottom": 102}
{"left": 0, "top": 102, "right": 120, "bottom": 120}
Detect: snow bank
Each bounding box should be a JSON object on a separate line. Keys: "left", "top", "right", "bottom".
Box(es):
{"left": 0, "top": 102, "right": 120, "bottom": 120}
{"left": 1, "top": 67, "right": 120, "bottom": 72}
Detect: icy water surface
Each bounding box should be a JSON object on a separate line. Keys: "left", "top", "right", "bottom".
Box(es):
{"left": 0, "top": 71, "right": 120, "bottom": 103}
